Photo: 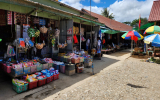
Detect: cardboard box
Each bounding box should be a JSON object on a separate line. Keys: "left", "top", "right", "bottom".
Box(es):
{"left": 65, "top": 69, "right": 75, "bottom": 76}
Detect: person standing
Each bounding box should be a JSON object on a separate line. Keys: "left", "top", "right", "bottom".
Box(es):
{"left": 102, "top": 38, "right": 105, "bottom": 48}
{"left": 86, "top": 36, "right": 91, "bottom": 52}
{"left": 97, "top": 37, "right": 102, "bottom": 60}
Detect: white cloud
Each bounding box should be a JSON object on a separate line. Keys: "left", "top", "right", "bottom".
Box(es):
{"left": 59, "top": 0, "right": 154, "bottom": 22}
{"left": 93, "top": 0, "right": 100, "bottom": 3}
{"left": 108, "top": 0, "right": 154, "bottom": 22}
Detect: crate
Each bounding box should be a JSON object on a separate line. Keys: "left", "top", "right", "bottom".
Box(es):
{"left": 42, "top": 63, "right": 48, "bottom": 70}
{"left": 71, "top": 58, "right": 80, "bottom": 64}
{"left": 30, "top": 65, "right": 37, "bottom": 73}
{"left": 11, "top": 68, "right": 24, "bottom": 77}
{"left": 53, "top": 73, "right": 59, "bottom": 80}
{"left": 60, "top": 64, "right": 65, "bottom": 73}
{"left": 53, "top": 64, "right": 60, "bottom": 71}
{"left": 46, "top": 76, "right": 52, "bottom": 83}
{"left": 23, "top": 67, "right": 31, "bottom": 74}
{"left": 51, "top": 75, "right": 54, "bottom": 82}
{"left": 65, "top": 69, "right": 75, "bottom": 76}
{"left": 12, "top": 83, "right": 28, "bottom": 93}
{"left": 4, "top": 66, "right": 12, "bottom": 73}
{"left": 48, "top": 63, "right": 53, "bottom": 69}
{"left": 37, "top": 64, "right": 43, "bottom": 72}
{"left": 38, "top": 78, "right": 46, "bottom": 87}
{"left": 28, "top": 80, "right": 38, "bottom": 89}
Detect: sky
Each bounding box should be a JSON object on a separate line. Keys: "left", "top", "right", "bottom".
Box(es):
{"left": 59, "top": 0, "right": 155, "bottom": 22}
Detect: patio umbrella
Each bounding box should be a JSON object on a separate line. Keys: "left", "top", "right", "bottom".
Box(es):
{"left": 121, "top": 31, "right": 143, "bottom": 42}
{"left": 144, "top": 34, "right": 160, "bottom": 47}
{"left": 144, "top": 25, "right": 160, "bottom": 34}
{"left": 121, "top": 31, "right": 143, "bottom": 55}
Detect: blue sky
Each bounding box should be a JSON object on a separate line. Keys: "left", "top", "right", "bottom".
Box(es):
{"left": 60, "top": 0, "right": 154, "bottom": 22}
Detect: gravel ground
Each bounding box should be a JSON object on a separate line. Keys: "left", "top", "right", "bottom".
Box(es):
{"left": 45, "top": 57, "right": 160, "bottom": 100}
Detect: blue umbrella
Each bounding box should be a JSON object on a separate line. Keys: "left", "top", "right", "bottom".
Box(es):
{"left": 144, "top": 34, "right": 160, "bottom": 47}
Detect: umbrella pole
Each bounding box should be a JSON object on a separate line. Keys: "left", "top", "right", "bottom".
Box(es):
{"left": 131, "top": 40, "right": 133, "bottom": 56}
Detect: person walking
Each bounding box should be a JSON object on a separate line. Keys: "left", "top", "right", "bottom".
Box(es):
{"left": 97, "top": 37, "right": 102, "bottom": 60}
{"left": 86, "top": 36, "right": 91, "bottom": 52}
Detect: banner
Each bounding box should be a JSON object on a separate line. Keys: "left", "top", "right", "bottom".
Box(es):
{"left": 67, "top": 27, "right": 72, "bottom": 34}
{"left": 67, "top": 36, "right": 72, "bottom": 44}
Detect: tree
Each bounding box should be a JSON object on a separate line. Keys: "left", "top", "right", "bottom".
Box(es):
{"left": 101, "top": 8, "right": 114, "bottom": 19}
{"left": 130, "top": 17, "right": 148, "bottom": 28}
{"left": 122, "top": 21, "right": 131, "bottom": 26}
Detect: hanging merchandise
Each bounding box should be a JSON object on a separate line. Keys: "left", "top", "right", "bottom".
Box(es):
{"left": 28, "top": 28, "right": 36, "bottom": 37}
{"left": 25, "top": 38, "right": 34, "bottom": 48}
{"left": 0, "top": 9, "right": 6, "bottom": 26}
{"left": 23, "top": 24, "right": 30, "bottom": 39}
{"left": 40, "top": 26, "right": 48, "bottom": 34}
{"left": 7, "top": 11, "right": 12, "bottom": 25}
{"left": 36, "top": 41, "right": 45, "bottom": 50}
{"left": 54, "top": 29, "right": 60, "bottom": 37}
{"left": 34, "top": 28, "right": 40, "bottom": 37}
{"left": 57, "top": 41, "right": 67, "bottom": 49}
{"left": 51, "top": 37, "right": 56, "bottom": 47}
{"left": 73, "top": 26, "right": 76, "bottom": 34}
{"left": 67, "top": 36, "right": 72, "bottom": 44}
{"left": 33, "top": 18, "right": 39, "bottom": 24}
{"left": 39, "top": 19, "right": 46, "bottom": 26}
{"left": 19, "top": 38, "right": 25, "bottom": 48}
{"left": 75, "top": 27, "right": 79, "bottom": 35}
{"left": 81, "top": 28, "right": 84, "bottom": 35}
{"left": 73, "top": 34, "right": 78, "bottom": 44}
{"left": 7, "top": 45, "right": 16, "bottom": 57}
{"left": 81, "top": 36, "right": 86, "bottom": 42}
{"left": 49, "top": 19, "right": 54, "bottom": 24}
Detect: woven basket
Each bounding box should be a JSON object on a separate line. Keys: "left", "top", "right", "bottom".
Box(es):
{"left": 36, "top": 43, "right": 45, "bottom": 49}
{"left": 40, "top": 27, "right": 48, "bottom": 34}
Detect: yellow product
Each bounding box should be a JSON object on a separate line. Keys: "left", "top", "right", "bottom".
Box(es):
{"left": 75, "top": 27, "right": 79, "bottom": 34}
{"left": 73, "top": 26, "right": 76, "bottom": 34}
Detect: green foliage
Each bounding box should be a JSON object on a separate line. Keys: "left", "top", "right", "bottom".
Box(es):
{"left": 130, "top": 17, "right": 148, "bottom": 28}
{"left": 101, "top": 8, "right": 114, "bottom": 19}
{"left": 122, "top": 21, "right": 131, "bottom": 25}
{"left": 155, "top": 59, "right": 160, "bottom": 64}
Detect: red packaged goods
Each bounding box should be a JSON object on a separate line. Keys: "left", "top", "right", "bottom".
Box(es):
{"left": 71, "top": 58, "right": 80, "bottom": 64}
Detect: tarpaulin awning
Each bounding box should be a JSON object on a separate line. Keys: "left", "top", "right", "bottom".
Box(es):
{"left": 133, "top": 22, "right": 154, "bottom": 31}
{"left": 101, "top": 29, "right": 123, "bottom": 34}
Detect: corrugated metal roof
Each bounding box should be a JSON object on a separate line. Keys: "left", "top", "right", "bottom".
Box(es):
{"left": 82, "top": 9, "right": 132, "bottom": 31}
{"left": 148, "top": 0, "right": 160, "bottom": 22}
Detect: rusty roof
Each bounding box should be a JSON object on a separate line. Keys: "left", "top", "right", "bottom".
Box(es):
{"left": 148, "top": 0, "right": 160, "bottom": 22}
{"left": 82, "top": 9, "right": 132, "bottom": 31}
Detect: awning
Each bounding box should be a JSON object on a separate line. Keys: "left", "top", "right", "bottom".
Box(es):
{"left": 133, "top": 22, "right": 154, "bottom": 31}
{"left": 101, "top": 29, "right": 123, "bottom": 34}
{"left": 73, "top": 16, "right": 105, "bottom": 26}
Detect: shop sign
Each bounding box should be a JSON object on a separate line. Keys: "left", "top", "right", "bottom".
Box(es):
{"left": 67, "top": 36, "right": 72, "bottom": 44}
{"left": 67, "top": 27, "right": 72, "bottom": 34}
